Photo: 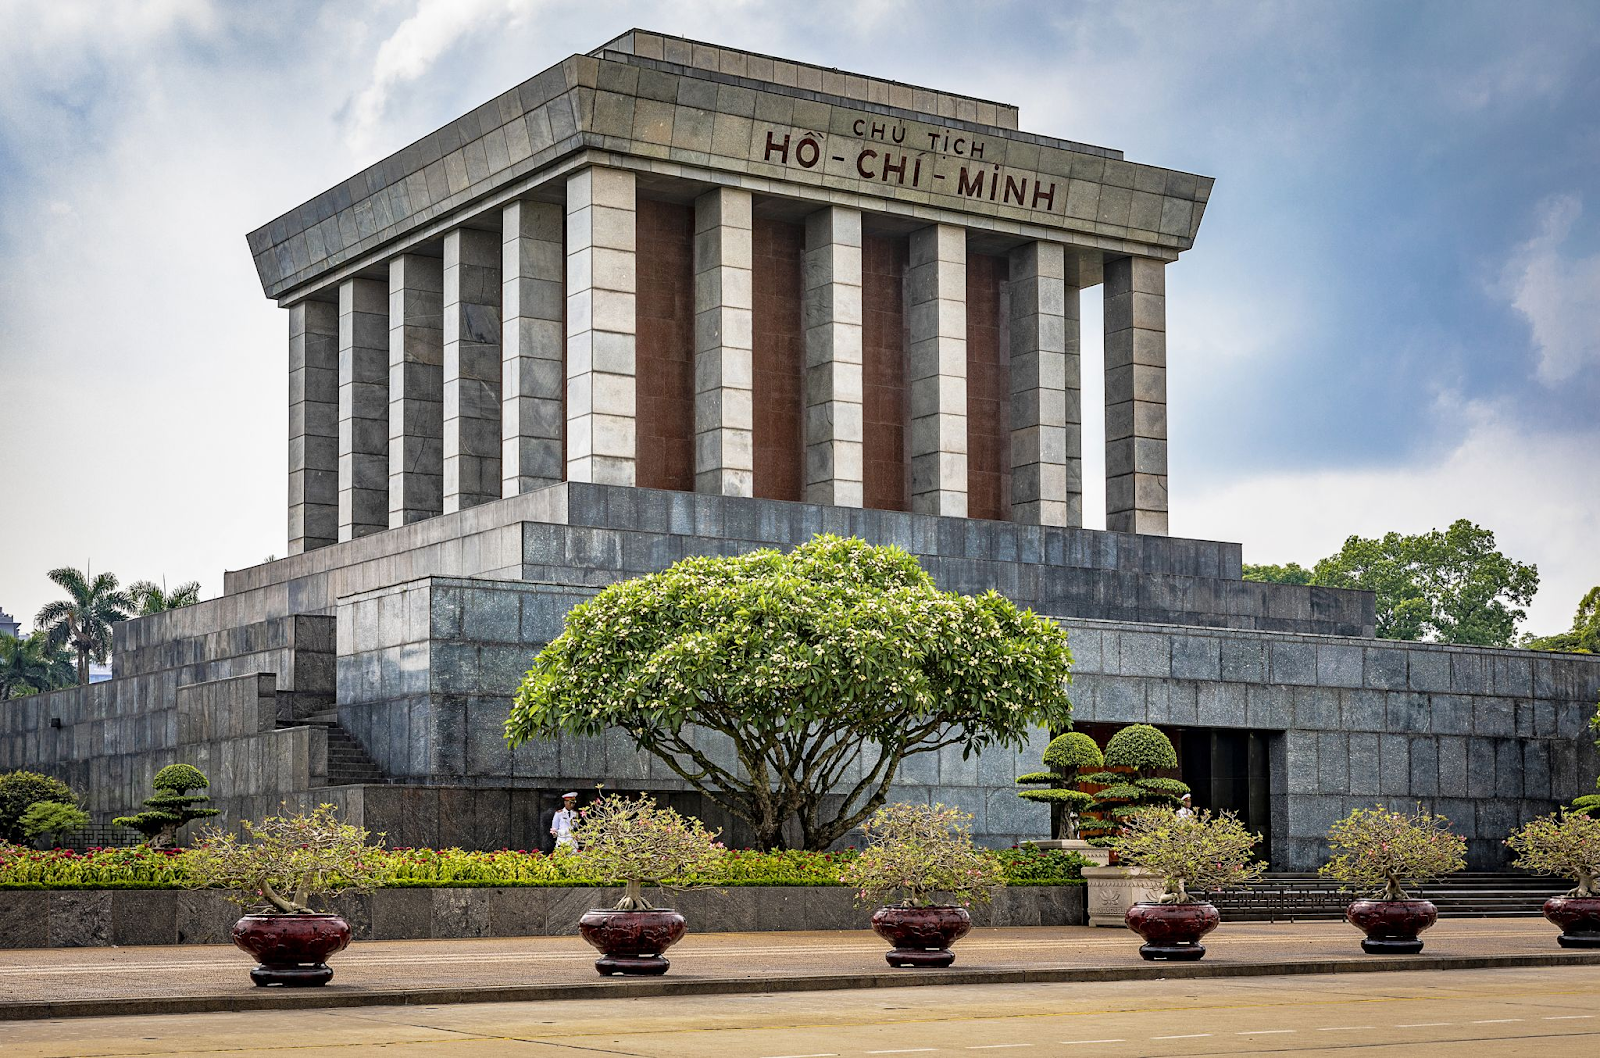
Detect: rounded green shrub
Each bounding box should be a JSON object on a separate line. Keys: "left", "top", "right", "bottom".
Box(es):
{"left": 152, "top": 764, "right": 210, "bottom": 792}
{"left": 1104, "top": 724, "right": 1178, "bottom": 770}
{"left": 1043, "top": 732, "right": 1103, "bottom": 772}
{"left": 0, "top": 771, "right": 78, "bottom": 844}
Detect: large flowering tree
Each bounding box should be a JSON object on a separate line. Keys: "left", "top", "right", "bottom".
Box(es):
{"left": 506, "top": 535, "right": 1073, "bottom": 851}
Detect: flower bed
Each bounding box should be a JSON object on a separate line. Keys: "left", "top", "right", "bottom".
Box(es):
{"left": 0, "top": 842, "right": 1085, "bottom": 890}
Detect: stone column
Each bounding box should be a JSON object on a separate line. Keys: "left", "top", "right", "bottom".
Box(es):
{"left": 288, "top": 299, "right": 338, "bottom": 554}
{"left": 501, "top": 200, "right": 565, "bottom": 496}
{"left": 1007, "top": 241, "right": 1078, "bottom": 527}
{"left": 692, "top": 187, "right": 754, "bottom": 496}
{"left": 388, "top": 253, "right": 444, "bottom": 527}
{"left": 565, "top": 166, "right": 636, "bottom": 486}
{"left": 906, "top": 223, "right": 967, "bottom": 517}
{"left": 1103, "top": 255, "right": 1168, "bottom": 535}
{"left": 802, "top": 206, "right": 864, "bottom": 507}
{"left": 337, "top": 278, "right": 389, "bottom": 541}
{"left": 443, "top": 227, "right": 503, "bottom": 513}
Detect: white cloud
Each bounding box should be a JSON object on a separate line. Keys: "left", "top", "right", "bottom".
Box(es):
{"left": 1175, "top": 401, "right": 1600, "bottom": 636}
{"left": 1507, "top": 193, "right": 1600, "bottom": 384}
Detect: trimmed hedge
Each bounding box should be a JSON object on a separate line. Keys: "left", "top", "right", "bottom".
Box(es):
{"left": 0, "top": 842, "right": 1086, "bottom": 890}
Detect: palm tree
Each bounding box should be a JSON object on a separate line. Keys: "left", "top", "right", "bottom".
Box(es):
{"left": 0, "top": 633, "right": 76, "bottom": 699}
{"left": 35, "top": 567, "right": 132, "bottom": 685}
{"left": 127, "top": 579, "right": 202, "bottom": 616}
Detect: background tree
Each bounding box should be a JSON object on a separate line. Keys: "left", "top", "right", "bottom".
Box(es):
{"left": 20, "top": 800, "right": 89, "bottom": 847}
{"left": 506, "top": 535, "right": 1074, "bottom": 851}
{"left": 1525, "top": 586, "right": 1600, "bottom": 654}
{"left": 114, "top": 763, "right": 220, "bottom": 847}
{"left": 35, "top": 566, "right": 132, "bottom": 684}
{"left": 1081, "top": 724, "right": 1189, "bottom": 842}
{"left": 0, "top": 770, "right": 78, "bottom": 843}
{"left": 1016, "top": 731, "right": 1102, "bottom": 840}
{"left": 0, "top": 632, "right": 76, "bottom": 699}
{"left": 127, "top": 579, "right": 203, "bottom": 616}
{"left": 1241, "top": 562, "right": 1313, "bottom": 585}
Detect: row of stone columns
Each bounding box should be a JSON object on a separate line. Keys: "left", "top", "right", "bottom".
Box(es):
{"left": 287, "top": 164, "right": 1168, "bottom": 553}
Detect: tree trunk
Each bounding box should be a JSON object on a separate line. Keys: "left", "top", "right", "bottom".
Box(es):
{"left": 76, "top": 648, "right": 89, "bottom": 687}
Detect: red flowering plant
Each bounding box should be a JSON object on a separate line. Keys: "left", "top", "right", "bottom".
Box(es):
{"left": 1320, "top": 804, "right": 1467, "bottom": 901}
{"left": 184, "top": 804, "right": 389, "bottom": 914}
{"left": 838, "top": 802, "right": 1004, "bottom": 908}
{"left": 568, "top": 792, "right": 725, "bottom": 910}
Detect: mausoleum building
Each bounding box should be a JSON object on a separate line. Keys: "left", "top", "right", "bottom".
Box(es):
{"left": 4, "top": 32, "right": 1597, "bottom": 869}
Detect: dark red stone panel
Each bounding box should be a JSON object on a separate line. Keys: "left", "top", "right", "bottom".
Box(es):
{"left": 966, "top": 251, "right": 1011, "bottom": 521}
{"left": 752, "top": 217, "right": 805, "bottom": 501}
{"left": 863, "top": 234, "right": 909, "bottom": 512}
{"left": 634, "top": 198, "right": 695, "bottom": 492}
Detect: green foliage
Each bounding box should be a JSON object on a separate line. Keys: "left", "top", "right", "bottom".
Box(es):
{"left": 1112, "top": 806, "right": 1265, "bottom": 903}
{"left": 1524, "top": 586, "right": 1600, "bottom": 654}
{"left": 0, "top": 632, "right": 76, "bottom": 699}
{"left": 1242, "top": 562, "right": 1314, "bottom": 585}
{"left": 185, "top": 804, "right": 388, "bottom": 913}
{"left": 568, "top": 793, "right": 724, "bottom": 909}
{"left": 1016, "top": 731, "right": 1103, "bottom": 840}
{"left": 1506, "top": 810, "right": 1600, "bottom": 897}
{"left": 838, "top": 802, "right": 1005, "bottom": 908}
{"left": 1104, "top": 724, "right": 1179, "bottom": 770}
{"left": 0, "top": 771, "right": 78, "bottom": 844}
{"left": 19, "top": 801, "right": 89, "bottom": 844}
{"left": 34, "top": 566, "right": 133, "bottom": 685}
{"left": 1320, "top": 804, "right": 1468, "bottom": 900}
{"left": 507, "top": 535, "right": 1073, "bottom": 851}
{"left": 114, "top": 763, "right": 219, "bottom": 847}
{"left": 1311, "top": 520, "right": 1538, "bottom": 645}
{"left": 127, "top": 580, "right": 203, "bottom": 616}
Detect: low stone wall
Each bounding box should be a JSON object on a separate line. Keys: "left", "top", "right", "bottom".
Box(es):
{"left": 0, "top": 884, "right": 1084, "bottom": 949}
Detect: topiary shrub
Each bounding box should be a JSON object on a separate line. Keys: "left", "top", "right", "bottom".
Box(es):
{"left": 1016, "top": 731, "right": 1102, "bottom": 840}
{"left": 0, "top": 770, "right": 78, "bottom": 844}
{"left": 114, "top": 763, "right": 220, "bottom": 848}
{"left": 1080, "top": 724, "right": 1189, "bottom": 843}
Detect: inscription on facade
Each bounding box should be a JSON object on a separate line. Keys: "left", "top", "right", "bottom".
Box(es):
{"left": 756, "top": 114, "right": 1061, "bottom": 217}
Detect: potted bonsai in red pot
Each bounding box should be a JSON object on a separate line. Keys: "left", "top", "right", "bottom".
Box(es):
{"left": 1113, "top": 805, "right": 1263, "bottom": 961}
{"left": 186, "top": 804, "right": 387, "bottom": 986}
{"left": 570, "top": 792, "right": 723, "bottom": 976}
{"left": 1507, "top": 809, "right": 1600, "bottom": 949}
{"left": 840, "top": 802, "right": 1004, "bottom": 968}
{"left": 1321, "top": 803, "right": 1467, "bottom": 954}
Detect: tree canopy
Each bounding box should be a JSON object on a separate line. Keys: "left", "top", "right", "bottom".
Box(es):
{"left": 1525, "top": 586, "right": 1600, "bottom": 654}
{"left": 35, "top": 567, "right": 132, "bottom": 685}
{"left": 1243, "top": 519, "right": 1538, "bottom": 646}
{"left": 127, "top": 580, "right": 203, "bottom": 616}
{"left": 506, "top": 535, "right": 1074, "bottom": 851}
{"left": 0, "top": 633, "right": 75, "bottom": 700}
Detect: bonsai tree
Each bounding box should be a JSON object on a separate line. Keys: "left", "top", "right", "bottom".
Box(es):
{"left": 1016, "top": 731, "right": 1102, "bottom": 840}
{"left": 1112, "top": 805, "right": 1264, "bottom": 903}
{"left": 507, "top": 535, "right": 1074, "bottom": 850}
{"left": 1320, "top": 804, "right": 1467, "bottom": 900}
{"left": 0, "top": 770, "right": 78, "bottom": 843}
{"left": 570, "top": 792, "right": 724, "bottom": 910}
{"left": 1507, "top": 810, "right": 1600, "bottom": 897}
{"left": 115, "top": 763, "right": 220, "bottom": 847}
{"left": 839, "top": 802, "right": 1005, "bottom": 908}
{"left": 1081, "top": 724, "right": 1189, "bottom": 840}
{"left": 19, "top": 800, "right": 89, "bottom": 847}
{"left": 185, "top": 804, "right": 388, "bottom": 913}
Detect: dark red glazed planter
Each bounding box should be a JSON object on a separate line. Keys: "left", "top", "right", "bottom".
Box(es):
{"left": 578, "top": 909, "right": 687, "bottom": 975}
{"left": 231, "top": 914, "right": 352, "bottom": 986}
{"left": 1347, "top": 899, "right": 1437, "bottom": 954}
{"left": 1124, "top": 902, "right": 1220, "bottom": 961}
{"left": 1543, "top": 896, "right": 1600, "bottom": 949}
{"left": 871, "top": 905, "right": 972, "bottom": 967}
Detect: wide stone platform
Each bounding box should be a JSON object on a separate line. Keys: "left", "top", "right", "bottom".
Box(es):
{"left": 3, "top": 920, "right": 1597, "bottom": 1022}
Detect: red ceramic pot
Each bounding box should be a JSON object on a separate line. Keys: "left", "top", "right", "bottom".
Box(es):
{"left": 1346, "top": 899, "right": 1437, "bottom": 955}
{"left": 1543, "top": 896, "right": 1600, "bottom": 949}
{"left": 1124, "top": 901, "right": 1220, "bottom": 961}
{"left": 871, "top": 905, "right": 972, "bottom": 968}
{"left": 578, "top": 908, "right": 687, "bottom": 975}
{"left": 231, "top": 914, "right": 352, "bottom": 986}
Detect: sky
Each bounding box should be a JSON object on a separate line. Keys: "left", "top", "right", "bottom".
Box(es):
{"left": 1, "top": 0, "right": 1597, "bottom": 637}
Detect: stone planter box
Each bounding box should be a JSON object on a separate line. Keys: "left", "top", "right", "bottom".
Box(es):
{"left": 0, "top": 884, "right": 1084, "bottom": 949}
{"left": 1082, "top": 866, "right": 1164, "bottom": 927}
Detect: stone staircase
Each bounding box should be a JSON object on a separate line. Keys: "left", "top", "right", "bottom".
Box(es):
{"left": 1202, "top": 872, "right": 1565, "bottom": 922}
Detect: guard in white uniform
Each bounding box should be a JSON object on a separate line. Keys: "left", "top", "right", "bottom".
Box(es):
{"left": 551, "top": 792, "right": 579, "bottom": 849}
